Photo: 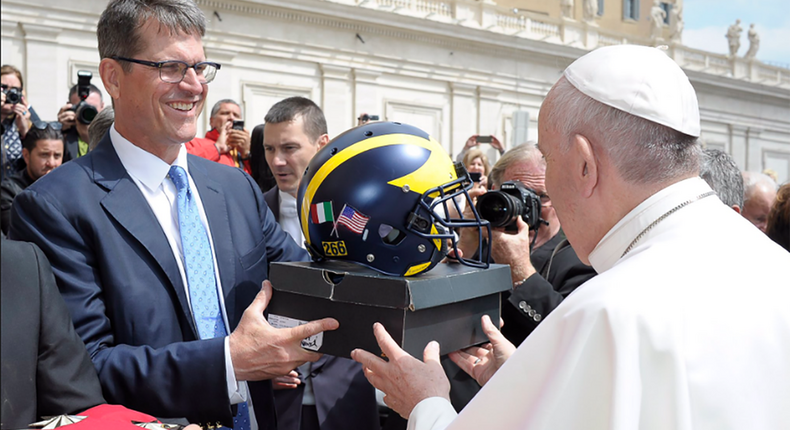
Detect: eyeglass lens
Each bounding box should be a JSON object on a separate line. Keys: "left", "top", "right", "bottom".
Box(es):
{"left": 159, "top": 62, "right": 218, "bottom": 84}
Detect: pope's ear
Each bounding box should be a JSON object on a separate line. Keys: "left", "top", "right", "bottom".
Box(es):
{"left": 99, "top": 58, "right": 121, "bottom": 100}
{"left": 572, "top": 133, "right": 598, "bottom": 199}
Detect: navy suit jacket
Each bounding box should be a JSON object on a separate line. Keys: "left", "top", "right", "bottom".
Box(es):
{"left": 9, "top": 134, "right": 309, "bottom": 427}
{"left": 263, "top": 186, "right": 379, "bottom": 430}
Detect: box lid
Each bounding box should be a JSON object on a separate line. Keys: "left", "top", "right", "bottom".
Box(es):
{"left": 269, "top": 261, "right": 511, "bottom": 310}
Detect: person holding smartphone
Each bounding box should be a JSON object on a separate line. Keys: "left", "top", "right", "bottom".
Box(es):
{"left": 186, "top": 98, "right": 252, "bottom": 174}
{"left": 455, "top": 134, "right": 505, "bottom": 163}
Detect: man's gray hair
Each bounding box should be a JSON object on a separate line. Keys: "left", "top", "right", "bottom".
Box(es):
{"left": 210, "top": 99, "right": 240, "bottom": 119}
{"left": 89, "top": 107, "right": 116, "bottom": 152}
{"left": 489, "top": 142, "right": 543, "bottom": 189}
{"left": 700, "top": 148, "right": 744, "bottom": 209}
{"left": 98, "top": 0, "right": 206, "bottom": 72}
{"left": 544, "top": 77, "right": 700, "bottom": 185}
{"left": 264, "top": 97, "right": 327, "bottom": 143}
{"left": 742, "top": 171, "right": 778, "bottom": 203}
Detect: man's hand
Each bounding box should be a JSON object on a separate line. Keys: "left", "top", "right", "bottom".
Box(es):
{"left": 449, "top": 315, "right": 516, "bottom": 387}
{"left": 12, "top": 96, "right": 31, "bottom": 138}
{"left": 351, "top": 323, "right": 450, "bottom": 419}
{"left": 57, "top": 103, "right": 76, "bottom": 131}
{"left": 490, "top": 216, "right": 536, "bottom": 284}
{"left": 227, "top": 128, "right": 251, "bottom": 159}
{"left": 214, "top": 121, "right": 232, "bottom": 154}
{"left": 272, "top": 370, "right": 301, "bottom": 390}
{"left": 229, "top": 280, "right": 339, "bottom": 382}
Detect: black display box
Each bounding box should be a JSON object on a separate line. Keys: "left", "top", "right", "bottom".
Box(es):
{"left": 267, "top": 261, "right": 512, "bottom": 358}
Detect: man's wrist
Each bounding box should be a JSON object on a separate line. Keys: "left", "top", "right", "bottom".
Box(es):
{"left": 511, "top": 263, "right": 536, "bottom": 287}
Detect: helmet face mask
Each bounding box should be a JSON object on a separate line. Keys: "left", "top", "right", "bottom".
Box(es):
{"left": 298, "top": 122, "right": 491, "bottom": 277}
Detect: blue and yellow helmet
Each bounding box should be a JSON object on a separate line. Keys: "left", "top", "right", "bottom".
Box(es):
{"left": 298, "top": 121, "right": 490, "bottom": 276}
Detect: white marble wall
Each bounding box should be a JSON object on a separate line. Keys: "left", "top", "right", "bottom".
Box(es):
{"left": 2, "top": 0, "right": 789, "bottom": 182}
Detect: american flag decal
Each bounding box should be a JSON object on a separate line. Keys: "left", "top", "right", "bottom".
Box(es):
{"left": 335, "top": 204, "right": 370, "bottom": 235}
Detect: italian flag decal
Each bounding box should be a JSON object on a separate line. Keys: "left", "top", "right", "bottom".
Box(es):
{"left": 311, "top": 201, "right": 334, "bottom": 224}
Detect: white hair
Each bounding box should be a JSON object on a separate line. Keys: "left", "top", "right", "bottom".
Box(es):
{"left": 543, "top": 77, "right": 700, "bottom": 185}
{"left": 742, "top": 171, "right": 778, "bottom": 203}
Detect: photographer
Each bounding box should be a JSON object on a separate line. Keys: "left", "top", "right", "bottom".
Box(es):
{"left": 455, "top": 134, "right": 505, "bottom": 163}
{"left": 357, "top": 113, "right": 379, "bottom": 126}
{"left": 458, "top": 143, "right": 596, "bottom": 345}
{"left": 2, "top": 65, "right": 38, "bottom": 175}
{"left": 185, "top": 99, "right": 252, "bottom": 174}
{"left": 56, "top": 75, "right": 105, "bottom": 162}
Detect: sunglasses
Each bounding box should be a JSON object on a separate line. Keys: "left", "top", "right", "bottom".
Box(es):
{"left": 32, "top": 121, "right": 63, "bottom": 131}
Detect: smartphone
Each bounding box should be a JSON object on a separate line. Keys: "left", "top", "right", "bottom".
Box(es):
{"left": 232, "top": 120, "right": 245, "bottom": 130}
{"left": 476, "top": 135, "right": 492, "bottom": 144}
{"left": 469, "top": 172, "right": 482, "bottom": 183}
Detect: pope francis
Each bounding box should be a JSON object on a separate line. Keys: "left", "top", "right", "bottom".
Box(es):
{"left": 351, "top": 45, "right": 790, "bottom": 430}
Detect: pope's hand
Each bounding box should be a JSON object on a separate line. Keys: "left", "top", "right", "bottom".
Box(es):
{"left": 351, "top": 323, "right": 451, "bottom": 419}
{"left": 449, "top": 315, "right": 515, "bottom": 387}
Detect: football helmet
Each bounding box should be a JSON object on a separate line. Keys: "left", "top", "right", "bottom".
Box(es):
{"left": 298, "top": 121, "right": 491, "bottom": 276}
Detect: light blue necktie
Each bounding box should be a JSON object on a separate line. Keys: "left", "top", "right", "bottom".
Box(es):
{"left": 169, "top": 165, "right": 250, "bottom": 430}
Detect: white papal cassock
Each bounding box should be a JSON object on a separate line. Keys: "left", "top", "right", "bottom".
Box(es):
{"left": 409, "top": 177, "right": 790, "bottom": 430}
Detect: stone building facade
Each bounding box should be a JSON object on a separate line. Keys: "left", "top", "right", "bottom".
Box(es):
{"left": 2, "top": 0, "right": 789, "bottom": 181}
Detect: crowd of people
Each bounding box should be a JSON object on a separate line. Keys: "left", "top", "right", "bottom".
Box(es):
{"left": 1, "top": 0, "right": 789, "bottom": 429}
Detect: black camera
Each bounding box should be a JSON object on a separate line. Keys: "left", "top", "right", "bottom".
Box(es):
{"left": 70, "top": 70, "right": 98, "bottom": 125}
{"left": 1, "top": 84, "right": 22, "bottom": 105}
{"left": 476, "top": 180, "right": 543, "bottom": 233}
{"left": 358, "top": 113, "right": 379, "bottom": 123}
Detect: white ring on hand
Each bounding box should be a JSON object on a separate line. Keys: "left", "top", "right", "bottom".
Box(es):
{"left": 474, "top": 358, "right": 482, "bottom": 365}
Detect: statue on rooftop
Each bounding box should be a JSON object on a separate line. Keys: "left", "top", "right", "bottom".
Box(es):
{"left": 726, "top": 19, "right": 742, "bottom": 57}
{"left": 561, "top": 0, "right": 574, "bottom": 19}
{"left": 583, "top": 0, "right": 597, "bottom": 22}
{"left": 669, "top": 3, "right": 683, "bottom": 42}
{"left": 650, "top": 0, "right": 667, "bottom": 40}
{"left": 744, "top": 24, "right": 760, "bottom": 60}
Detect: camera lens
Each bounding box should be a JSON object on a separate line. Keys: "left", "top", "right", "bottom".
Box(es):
{"left": 5, "top": 88, "right": 21, "bottom": 105}
{"left": 476, "top": 192, "right": 522, "bottom": 228}
{"left": 75, "top": 102, "right": 98, "bottom": 125}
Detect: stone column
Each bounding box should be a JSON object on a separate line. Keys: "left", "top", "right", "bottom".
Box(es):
{"left": 729, "top": 124, "right": 748, "bottom": 171}
{"left": 352, "top": 68, "right": 382, "bottom": 125}
{"left": 20, "top": 23, "right": 62, "bottom": 119}
{"left": 320, "top": 64, "right": 353, "bottom": 137}
{"left": 745, "top": 127, "right": 764, "bottom": 172}
{"left": 450, "top": 82, "right": 477, "bottom": 159}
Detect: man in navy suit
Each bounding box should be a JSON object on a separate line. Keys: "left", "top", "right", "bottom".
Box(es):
{"left": 9, "top": 0, "right": 337, "bottom": 428}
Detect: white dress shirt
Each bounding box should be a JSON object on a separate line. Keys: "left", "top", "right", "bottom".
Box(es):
{"left": 278, "top": 190, "right": 305, "bottom": 249}
{"left": 110, "top": 125, "right": 257, "bottom": 428}
{"left": 408, "top": 177, "right": 790, "bottom": 430}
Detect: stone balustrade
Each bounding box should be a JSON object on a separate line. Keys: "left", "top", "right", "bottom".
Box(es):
{"left": 326, "top": 0, "right": 789, "bottom": 88}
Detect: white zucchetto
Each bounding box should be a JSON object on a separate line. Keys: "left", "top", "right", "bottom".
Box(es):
{"left": 564, "top": 45, "right": 701, "bottom": 137}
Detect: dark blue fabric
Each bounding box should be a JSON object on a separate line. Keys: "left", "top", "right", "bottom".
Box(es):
{"left": 9, "top": 133, "right": 309, "bottom": 427}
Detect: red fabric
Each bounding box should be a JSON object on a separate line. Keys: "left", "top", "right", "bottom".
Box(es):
{"left": 204, "top": 128, "right": 221, "bottom": 142}
{"left": 185, "top": 129, "right": 251, "bottom": 174}
{"left": 61, "top": 404, "right": 160, "bottom": 429}
{"left": 185, "top": 137, "right": 221, "bottom": 162}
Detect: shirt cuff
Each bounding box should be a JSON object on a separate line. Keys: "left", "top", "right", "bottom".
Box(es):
{"left": 407, "top": 397, "right": 457, "bottom": 430}
{"left": 225, "top": 336, "right": 248, "bottom": 405}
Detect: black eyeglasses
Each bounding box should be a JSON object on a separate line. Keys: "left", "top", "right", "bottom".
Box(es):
{"left": 32, "top": 121, "right": 63, "bottom": 131}
{"left": 111, "top": 57, "right": 221, "bottom": 84}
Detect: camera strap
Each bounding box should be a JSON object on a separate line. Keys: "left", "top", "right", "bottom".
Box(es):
{"left": 541, "top": 238, "right": 571, "bottom": 280}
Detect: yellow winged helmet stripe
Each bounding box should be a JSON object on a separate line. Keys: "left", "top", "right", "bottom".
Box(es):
{"left": 300, "top": 133, "right": 456, "bottom": 247}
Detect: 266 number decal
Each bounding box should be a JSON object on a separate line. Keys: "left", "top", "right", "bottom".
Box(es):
{"left": 322, "top": 241, "right": 348, "bottom": 256}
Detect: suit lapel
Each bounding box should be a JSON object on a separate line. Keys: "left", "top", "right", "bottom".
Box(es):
{"left": 188, "top": 157, "right": 237, "bottom": 317}
{"left": 92, "top": 135, "right": 196, "bottom": 338}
